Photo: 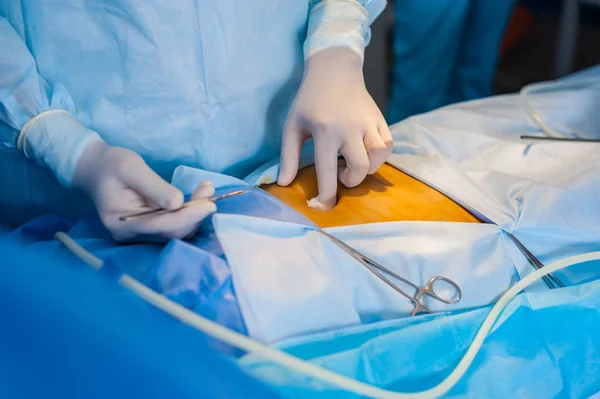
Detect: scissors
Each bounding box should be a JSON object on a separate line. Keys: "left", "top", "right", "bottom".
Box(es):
{"left": 319, "top": 230, "right": 462, "bottom": 316}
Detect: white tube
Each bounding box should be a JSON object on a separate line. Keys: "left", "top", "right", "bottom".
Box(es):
{"left": 519, "top": 77, "right": 600, "bottom": 139}
{"left": 54, "top": 232, "right": 600, "bottom": 399}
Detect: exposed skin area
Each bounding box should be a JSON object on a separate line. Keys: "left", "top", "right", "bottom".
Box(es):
{"left": 263, "top": 163, "right": 481, "bottom": 228}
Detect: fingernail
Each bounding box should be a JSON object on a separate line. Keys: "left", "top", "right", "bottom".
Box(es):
{"left": 307, "top": 197, "right": 326, "bottom": 210}
{"left": 307, "top": 196, "right": 335, "bottom": 210}
{"left": 277, "top": 176, "right": 289, "bottom": 186}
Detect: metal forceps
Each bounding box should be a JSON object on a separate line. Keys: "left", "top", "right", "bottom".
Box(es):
{"left": 506, "top": 232, "right": 565, "bottom": 289}
{"left": 521, "top": 135, "right": 600, "bottom": 143}
{"left": 319, "top": 231, "right": 462, "bottom": 316}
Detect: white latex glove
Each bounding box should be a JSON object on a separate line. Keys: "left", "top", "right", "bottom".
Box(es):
{"left": 72, "top": 141, "right": 216, "bottom": 243}
{"left": 277, "top": 47, "right": 393, "bottom": 209}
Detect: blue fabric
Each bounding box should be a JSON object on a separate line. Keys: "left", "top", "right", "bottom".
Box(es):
{"left": 2, "top": 174, "right": 314, "bottom": 355}
{"left": 0, "top": 235, "right": 283, "bottom": 399}
{"left": 386, "top": 0, "right": 516, "bottom": 124}
{"left": 5, "top": 212, "right": 600, "bottom": 398}
{"left": 385, "top": 66, "right": 600, "bottom": 293}
{"left": 3, "top": 65, "right": 600, "bottom": 398}
{"left": 243, "top": 275, "right": 600, "bottom": 398}
{"left": 0, "top": 0, "right": 384, "bottom": 231}
{"left": 213, "top": 215, "right": 529, "bottom": 344}
{"left": 3, "top": 163, "right": 600, "bottom": 397}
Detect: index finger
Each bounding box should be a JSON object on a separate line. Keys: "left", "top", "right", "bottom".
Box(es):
{"left": 312, "top": 136, "right": 339, "bottom": 210}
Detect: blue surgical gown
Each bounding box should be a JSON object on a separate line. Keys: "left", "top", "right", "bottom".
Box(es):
{"left": 0, "top": 1, "right": 385, "bottom": 229}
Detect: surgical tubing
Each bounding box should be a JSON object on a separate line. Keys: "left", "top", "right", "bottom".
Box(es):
{"left": 519, "top": 77, "right": 600, "bottom": 139}
{"left": 54, "top": 231, "right": 600, "bottom": 399}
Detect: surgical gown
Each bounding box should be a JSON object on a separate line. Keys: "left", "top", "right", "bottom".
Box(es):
{"left": 0, "top": 0, "right": 385, "bottom": 229}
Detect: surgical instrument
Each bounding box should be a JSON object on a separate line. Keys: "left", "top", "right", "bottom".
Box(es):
{"left": 506, "top": 232, "right": 565, "bottom": 289}
{"left": 119, "top": 190, "right": 248, "bottom": 222}
{"left": 521, "top": 135, "right": 600, "bottom": 143}
{"left": 318, "top": 230, "right": 462, "bottom": 316}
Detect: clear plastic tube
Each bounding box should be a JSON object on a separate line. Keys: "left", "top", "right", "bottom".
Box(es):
{"left": 519, "top": 77, "right": 600, "bottom": 138}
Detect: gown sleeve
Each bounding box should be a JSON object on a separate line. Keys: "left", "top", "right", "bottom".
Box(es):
{"left": 304, "top": 0, "right": 387, "bottom": 61}
{"left": 0, "top": 17, "right": 100, "bottom": 187}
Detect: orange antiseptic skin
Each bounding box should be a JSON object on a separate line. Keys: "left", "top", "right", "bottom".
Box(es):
{"left": 262, "top": 163, "right": 480, "bottom": 228}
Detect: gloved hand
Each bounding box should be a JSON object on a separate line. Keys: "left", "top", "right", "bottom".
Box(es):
{"left": 278, "top": 47, "right": 393, "bottom": 210}
{"left": 72, "top": 141, "right": 216, "bottom": 243}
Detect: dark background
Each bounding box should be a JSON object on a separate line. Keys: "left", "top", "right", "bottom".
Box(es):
{"left": 364, "top": 0, "right": 600, "bottom": 114}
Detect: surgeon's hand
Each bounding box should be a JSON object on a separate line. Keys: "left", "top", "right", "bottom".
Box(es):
{"left": 72, "top": 141, "right": 216, "bottom": 243}
{"left": 278, "top": 47, "right": 393, "bottom": 210}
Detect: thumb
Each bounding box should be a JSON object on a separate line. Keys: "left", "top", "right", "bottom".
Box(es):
{"left": 277, "top": 122, "right": 305, "bottom": 186}
{"left": 122, "top": 155, "right": 184, "bottom": 210}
